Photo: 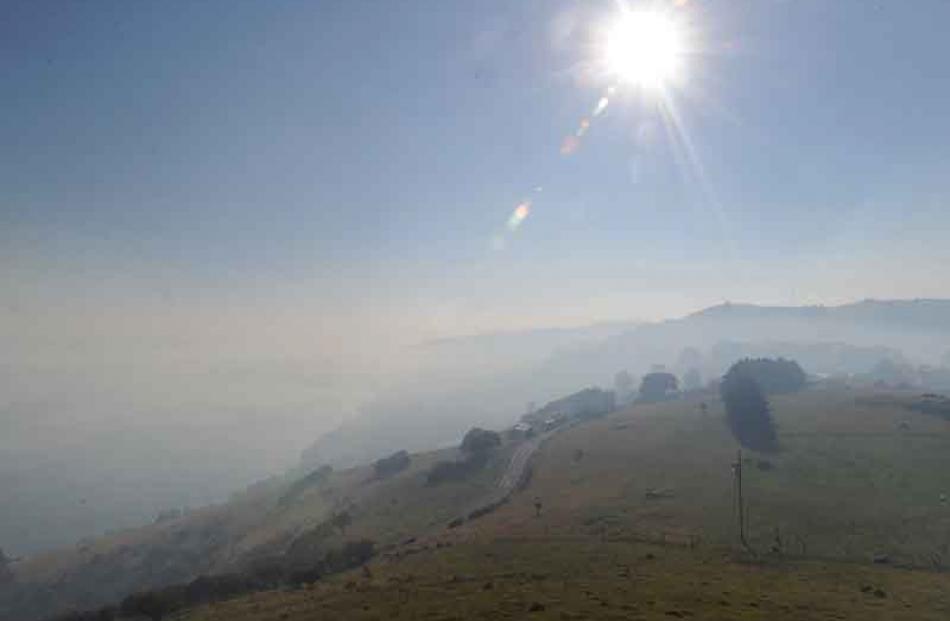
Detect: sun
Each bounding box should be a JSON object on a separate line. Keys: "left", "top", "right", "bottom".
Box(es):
{"left": 602, "top": 9, "right": 685, "bottom": 89}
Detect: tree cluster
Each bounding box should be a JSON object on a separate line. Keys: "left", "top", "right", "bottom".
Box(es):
{"left": 427, "top": 427, "right": 502, "bottom": 486}
{"left": 460, "top": 428, "right": 501, "bottom": 455}
{"left": 720, "top": 363, "right": 779, "bottom": 453}
{"left": 372, "top": 450, "right": 411, "bottom": 479}
{"left": 528, "top": 387, "right": 616, "bottom": 423}
{"left": 46, "top": 540, "right": 375, "bottom": 621}
{"left": 726, "top": 357, "right": 806, "bottom": 394}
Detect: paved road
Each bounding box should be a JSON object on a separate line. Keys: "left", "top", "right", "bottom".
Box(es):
{"left": 451, "top": 427, "right": 564, "bottom": 524}
{"left": 496, "top": 431, "right": 552, "bottom": 495}
{"left": 444, "top": 428, "right": 562, "bottom": 528}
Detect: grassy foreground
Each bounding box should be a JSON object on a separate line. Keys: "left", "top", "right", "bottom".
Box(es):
{"left": 181, "top": 538, "right": 950, "bottom": 621}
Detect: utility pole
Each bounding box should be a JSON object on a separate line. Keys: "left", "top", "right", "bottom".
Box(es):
{"left": 733, "top": 450, "right": 748, "bottom": 549}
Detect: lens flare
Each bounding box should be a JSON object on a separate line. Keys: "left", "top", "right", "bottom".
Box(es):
{"left": 507, "top": 201, "right": 531, "bottom": 231}
{"left": 490, "top": 5, "right": 698, "bottom": 253}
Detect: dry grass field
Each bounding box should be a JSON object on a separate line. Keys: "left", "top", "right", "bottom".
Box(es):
{"left": 181, "top": 538, "right": 950, "bottom": 621}
{"left": 10, "top": 385, "right": 950, "bottom": 620}
{"left": 176, "top": 386, "right": 950, "bottom": 620}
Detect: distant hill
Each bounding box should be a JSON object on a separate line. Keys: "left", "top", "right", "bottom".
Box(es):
{"left": 299, "top": 322, "right": 641, "bottom": 469}
{"left": 691, "top": 298, "right": 950, "bottom": 333}
{"left": 301, "top": 299, "right": 950, "bottom": 469}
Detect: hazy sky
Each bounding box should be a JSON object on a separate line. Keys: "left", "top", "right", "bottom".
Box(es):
{"left": 4, "top": 0, "right": 949, "bottom": 340}
{"left": 2, "top": 0, "right": 950, "bottom": 551}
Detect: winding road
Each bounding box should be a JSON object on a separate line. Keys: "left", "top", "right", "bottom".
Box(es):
{"left": 496, "top": 432, "right": 548, "bottom": 494}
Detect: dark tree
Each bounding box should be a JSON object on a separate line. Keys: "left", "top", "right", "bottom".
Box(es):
{"left": 184, "top": 573, "right": 252, "bottom": 606}
{"left": 638, "top": 372, "right": 678, "bottom": 402}
{"left": 330, "top": 510, "right": 352, "bottom": 534}
{"left": 321, "top": 539, "right": 375, "bottom": 573}
{"left": 460, "top": 428, "right": 501, "bottom": 455}
{"left": 726, "top": 358, "right": 806, "bottom": 394}
{"left": 373, "top": 450, "right": 410, "bottom": 478}
{"left": 119, "top": 589, "right": 178, "bottom": 621}
{"left": 288, "top": 565, "right": 323, "bottom": 587}
{"left": 720, "top": 368, "right": 779, "bottom": 453}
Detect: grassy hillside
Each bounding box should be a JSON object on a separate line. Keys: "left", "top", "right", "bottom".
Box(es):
{"left": 176, "top": 385, "right": 950, "bottom": 620}
{"left": 9, "top": 385, "right": 950, "bottom": 620}
{"left": 1, "top": 441, "right": 514, "bottom": 620}
{"left": 477, "top": 387, "right": 950, "bottom": 566}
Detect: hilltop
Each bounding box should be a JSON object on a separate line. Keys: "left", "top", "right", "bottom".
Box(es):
{"left": 301, "top": 298, "right": 950, "bottom": 469}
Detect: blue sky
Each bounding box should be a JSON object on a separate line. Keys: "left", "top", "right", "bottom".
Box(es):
{"left": 3, "top": 0, "right": 950, "bottom": 337}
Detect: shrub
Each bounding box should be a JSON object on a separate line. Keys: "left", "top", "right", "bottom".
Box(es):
{"left": 119, "top": 588, "right": 182, "bottom": 621}
{"left": 288, "top": 565, "right": 323, "bottom": 587}
{"left": 184, "top": 573, "right": 253, "bottom": 605}
{"left": 460, "top": 428, "right": 501, "bottom": 455}
{"left": 330, "top": 510, "right": 352, "bottom": 534}
{"left": 244, "top": 557, "right": 288, "bottom": 589}
{"left": 373, "top": 450, "right": 411, "bottom": 478}
{"left": 43, "top": 539, "right": 376, "bottom": 621}
{"left": 426, "top": 459, "right": 477, "bottom": 486}
{"left": 467, "top": 498, "right": 507, "bottom": 521}
{"left": 321, "top": 540, "right": 375, "bottom": 573}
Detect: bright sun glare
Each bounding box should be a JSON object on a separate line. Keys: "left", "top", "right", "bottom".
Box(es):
{"left": 603, "top": 9, "right": 685, "bottom": 89}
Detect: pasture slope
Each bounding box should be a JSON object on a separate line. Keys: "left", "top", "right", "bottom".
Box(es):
{"left": 2, "top": 441, "right": 515, "bottom": 621}
{"left": 178, "top": 385, "right": 950, "bottom": 620}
